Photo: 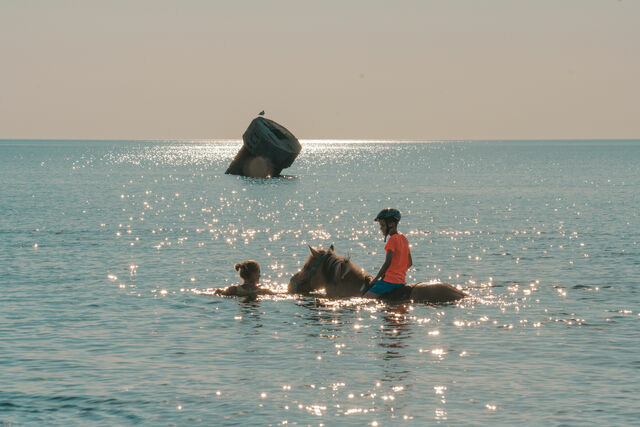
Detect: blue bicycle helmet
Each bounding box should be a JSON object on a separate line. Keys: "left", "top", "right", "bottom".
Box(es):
{"left": 374, "top": 208, "right": 401, "bottom": 223}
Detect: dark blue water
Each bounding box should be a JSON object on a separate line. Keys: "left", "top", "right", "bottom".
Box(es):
{"left": 1, "top": 139, "right": 639, "bottom": 425}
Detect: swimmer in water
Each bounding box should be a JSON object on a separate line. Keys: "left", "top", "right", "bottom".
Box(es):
{"left": 215, "top": 260, "right": 274, "bottom": 296}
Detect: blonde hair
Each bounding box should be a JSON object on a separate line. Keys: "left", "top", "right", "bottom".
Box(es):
{"left": 234, "top": 260, "right": 260, "bottom": 280}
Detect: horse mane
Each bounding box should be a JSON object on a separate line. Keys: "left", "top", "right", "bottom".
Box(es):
{"left": 320, "top": 250, "right": 371, "bottom": 287}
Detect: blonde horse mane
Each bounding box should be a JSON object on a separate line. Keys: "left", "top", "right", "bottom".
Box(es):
{"left": 320, "top": 248, "right": 371, "bottom": 288}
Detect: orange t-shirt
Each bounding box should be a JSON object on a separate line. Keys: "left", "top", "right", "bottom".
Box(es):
{"left": 383, "top": 233, "right": 410, "bottom": 284}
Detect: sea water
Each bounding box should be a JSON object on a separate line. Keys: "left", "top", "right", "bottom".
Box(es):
{"left": 1, "top": 139, "right": 639, "bottom": 425}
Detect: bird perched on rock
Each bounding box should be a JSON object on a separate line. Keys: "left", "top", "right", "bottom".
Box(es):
{"left": 259, "top": 110, "right": 265, "bottom": 116}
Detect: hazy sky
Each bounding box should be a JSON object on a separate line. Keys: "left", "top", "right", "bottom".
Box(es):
{"left": 1, "top": 0, "right": 638, "bottom": 140}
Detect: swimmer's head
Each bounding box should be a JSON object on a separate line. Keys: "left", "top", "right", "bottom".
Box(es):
{"left": 235, "top": 260, "right": 261, "bottom": 283}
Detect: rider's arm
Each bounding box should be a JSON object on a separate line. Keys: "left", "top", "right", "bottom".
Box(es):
{"left": 408, "top": 250, "right": 413, "bottom": 268}
{"left": 372, "top": 249, "right": 394, "bottom": 283}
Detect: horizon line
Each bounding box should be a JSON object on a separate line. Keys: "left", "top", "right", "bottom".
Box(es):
{"left": 1, "top": 137, "right": 639, "bottom": 144}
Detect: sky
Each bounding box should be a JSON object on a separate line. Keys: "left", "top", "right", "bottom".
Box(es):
{"left": 1, "top": 0, "right": 638, "bottom": 140}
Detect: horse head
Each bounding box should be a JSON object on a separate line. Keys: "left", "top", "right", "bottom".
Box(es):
{"left": 288, "top": 245, "right": 369, "bottom": 296}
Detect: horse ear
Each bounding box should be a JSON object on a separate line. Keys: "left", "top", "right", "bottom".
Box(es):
{"left": 308, "top": 245, "right": 320, "bottom": 256}
{"left": 329, "top": 244, "right": 334, "bottom": 252}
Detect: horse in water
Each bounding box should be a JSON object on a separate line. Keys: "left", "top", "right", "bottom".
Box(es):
{"left": 289, "top": 245, "right": 466, "bottom": 303}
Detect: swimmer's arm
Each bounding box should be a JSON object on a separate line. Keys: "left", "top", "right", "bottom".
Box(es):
{"left": 372, "top": 249, "right": 394, "bottom": 283}
{"left": 215, "top": 285, "right": 238, "bottom": 296}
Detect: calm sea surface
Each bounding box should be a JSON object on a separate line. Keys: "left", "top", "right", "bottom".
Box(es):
{"left": 1, "top": 139, "right": 639, "bottom": 425}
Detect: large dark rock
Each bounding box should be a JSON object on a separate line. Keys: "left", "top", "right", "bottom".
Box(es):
{"left": 225, "top": 117, "right": 302, "bottom": 178}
